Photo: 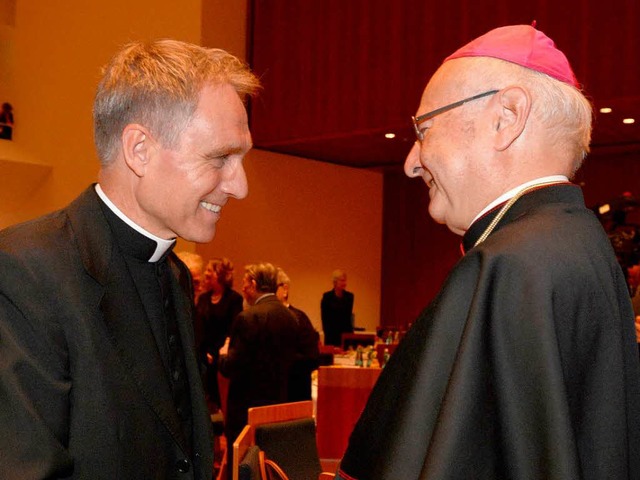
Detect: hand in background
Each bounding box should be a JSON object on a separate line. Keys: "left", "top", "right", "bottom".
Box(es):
{"left": 219, "top": 337, "right": 230, "bottom": 357}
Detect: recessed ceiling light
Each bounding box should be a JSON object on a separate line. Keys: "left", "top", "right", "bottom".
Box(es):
{"left": 599, "top": 107, "right": 612, "bottom": 113}
{"left": 599, "top": 204, "right": 611, "bottom": 214}
{"left": 623, "top": 118, "right": 635, "bottom": 124}
{"left": 384, "top": 133, "right": 396, "bottom": 139}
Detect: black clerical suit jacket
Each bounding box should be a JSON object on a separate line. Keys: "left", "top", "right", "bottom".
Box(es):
{"left": 338, "top": 184, "right": 640, "bottom": 480}
{"left": 0, "top": 186, "right": 213, "bottom": 479}
{"left": 219, "top": 295, "right": 299, "bottom": 444}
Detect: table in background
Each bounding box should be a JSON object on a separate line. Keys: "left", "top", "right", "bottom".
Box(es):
{"left": 316, "top": 365, "right": 381, "bottom": 460}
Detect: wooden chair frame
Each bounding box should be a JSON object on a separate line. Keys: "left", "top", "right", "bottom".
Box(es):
{"left": 230, "top": 401, "right": 334, "bottom": 480}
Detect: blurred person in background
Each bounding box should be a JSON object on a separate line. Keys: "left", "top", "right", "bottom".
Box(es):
{"left": 176, "top": 250, "right": 205, "bottom": 302}
{"left": 0, "top": 102, "right": 14, "bottom": 140}
{"left": 195, "top": 257, "right": 243, "bottom": 409}
{"left": 219, "top": 262, "right": 299, "bottom": 478}
{"left": 321, "top": 269, "right": 354, "bottom": 347}
{"left": 277, "top": 268, "right": 320, "bottom": 401}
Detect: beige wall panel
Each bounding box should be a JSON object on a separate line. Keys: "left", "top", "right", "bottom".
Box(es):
{"left": 5, "top": 0, "right": 200, "bottom": 224}
{"left": 196, "top": 149, "right": 383, "bottom": 334}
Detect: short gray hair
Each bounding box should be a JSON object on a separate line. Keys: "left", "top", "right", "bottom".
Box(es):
{"left": 332, "top": 269, "right": 346, "bottom": 282}
{"left": 456, "top": 57, "right": 593, "bottom": 173}
{"left": 93, "top": 39, "right": 261, "bottom": 164}
{"left": 245, "top": 263, "right": 279, "bottom": 294}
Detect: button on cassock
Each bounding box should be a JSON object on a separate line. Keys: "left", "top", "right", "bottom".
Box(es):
{"left": 176, "top": 458, "right": 190, "bottom": 473}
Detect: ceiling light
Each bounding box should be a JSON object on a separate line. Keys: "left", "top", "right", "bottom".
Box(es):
{"left": 599, "top": 107, "right": 612, "bottom": 113}
{"left": 384, "top": 133, "right": 396, "bottom": 139}
{"left": 623, "top": 118, "right": 635, "bottom": 124}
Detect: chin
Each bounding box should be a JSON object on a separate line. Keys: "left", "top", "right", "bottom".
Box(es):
{"left": 181, "top": 226, "right": 217, "bottom": 244}
{"left": 428, "top": 206, "right": 446, "bottom": 225}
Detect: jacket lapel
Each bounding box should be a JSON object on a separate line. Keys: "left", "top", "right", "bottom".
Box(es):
{"left": 66, "top": 186, "right": 188, "bottom": 452}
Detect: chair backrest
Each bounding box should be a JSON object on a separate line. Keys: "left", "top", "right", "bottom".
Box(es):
{"left": 247, "top": 401, "right": 322, "bottom": 480}
{"left": 247, "top": 400, "right": 313, "bottom": 425}
{"left": 255, "top": 418, "right": 322, "bottom": 480}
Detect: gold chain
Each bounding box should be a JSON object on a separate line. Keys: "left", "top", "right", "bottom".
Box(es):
{"left": 473, "top": 181, "right": 564, "bottom": 248}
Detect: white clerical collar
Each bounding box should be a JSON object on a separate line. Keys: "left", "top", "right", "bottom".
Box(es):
{"left": 469, "top": 175, "right": 569, "bottom": 228}
{"left": 95, "top": 184, "right": 175, "bottom": 262}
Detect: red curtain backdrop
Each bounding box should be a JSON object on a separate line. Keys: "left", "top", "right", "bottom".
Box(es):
{"left": 248, "top": 0, "right": 640, "bottom": 165}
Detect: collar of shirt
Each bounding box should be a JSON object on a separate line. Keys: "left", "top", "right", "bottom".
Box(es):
{"left": 95, "top": 184, "right": 175, "bottom": 262}
{"left": 255, "top": 293, "right": 276, "bottom": 304}
{"left": 468, "top": 175, "right": 569, "bottom": 229}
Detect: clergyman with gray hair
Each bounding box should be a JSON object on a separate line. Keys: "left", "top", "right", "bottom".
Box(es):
{"left": 336, "top": 25, "right": 640, "bottom": 480}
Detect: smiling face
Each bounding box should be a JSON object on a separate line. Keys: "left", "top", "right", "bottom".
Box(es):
{"left": 135, "top": 82, "right": 251, "bottom": 242}
{"left": 404, "top": 61, "right": 496, "bottom": 236}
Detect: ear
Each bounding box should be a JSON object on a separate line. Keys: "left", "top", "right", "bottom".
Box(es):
{"left": 492, "top": 86, "right": 531, "bottom": 151}
{"left": 121, "top": 124, "right": 154, "bottom": 177}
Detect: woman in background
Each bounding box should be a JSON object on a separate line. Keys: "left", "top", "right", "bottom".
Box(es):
{"left": 196, "top": 257, "right": 243, "bottom": 409}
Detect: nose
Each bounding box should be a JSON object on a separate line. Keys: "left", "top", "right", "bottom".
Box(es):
{"left": 404, "top": 142, "right": 422, "bottom": 178}
{"left": 223, "top": 158, "right": 249, "bottom": 199}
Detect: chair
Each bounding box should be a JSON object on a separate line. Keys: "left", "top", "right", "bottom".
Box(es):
{"left": 232, "top": 424, "right": 258, "bottom": 480}
{"left": 247, "top": 401, "right": 335, "bottom": 480}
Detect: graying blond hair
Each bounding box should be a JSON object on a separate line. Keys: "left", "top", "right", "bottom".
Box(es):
{"left": 93, "top": 39, "right": 261, "bottom": 164}
{"left": 332, "top": 269, "right": 346, "bottom": 283}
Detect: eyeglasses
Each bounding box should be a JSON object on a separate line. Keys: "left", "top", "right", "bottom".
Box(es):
{"left": 411, "top": 89, "right": 499, "bottom": 142}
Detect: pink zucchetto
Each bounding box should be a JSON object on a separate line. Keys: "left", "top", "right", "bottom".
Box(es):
{"left": 444, "top": 24, "right": 579, "bottom": 88}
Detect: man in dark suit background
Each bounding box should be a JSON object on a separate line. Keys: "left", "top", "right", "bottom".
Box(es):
{"left": 276, "top": 267, "right": 320, "bottom": 401}
{"left": 219, "top": 262, "right": 299, "bottom": 478}
{"left": 320, "top": 269, "right": 354, "bottom": 347}
{"left": 0, "top": 40, "right": 259, "bottom": 479}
